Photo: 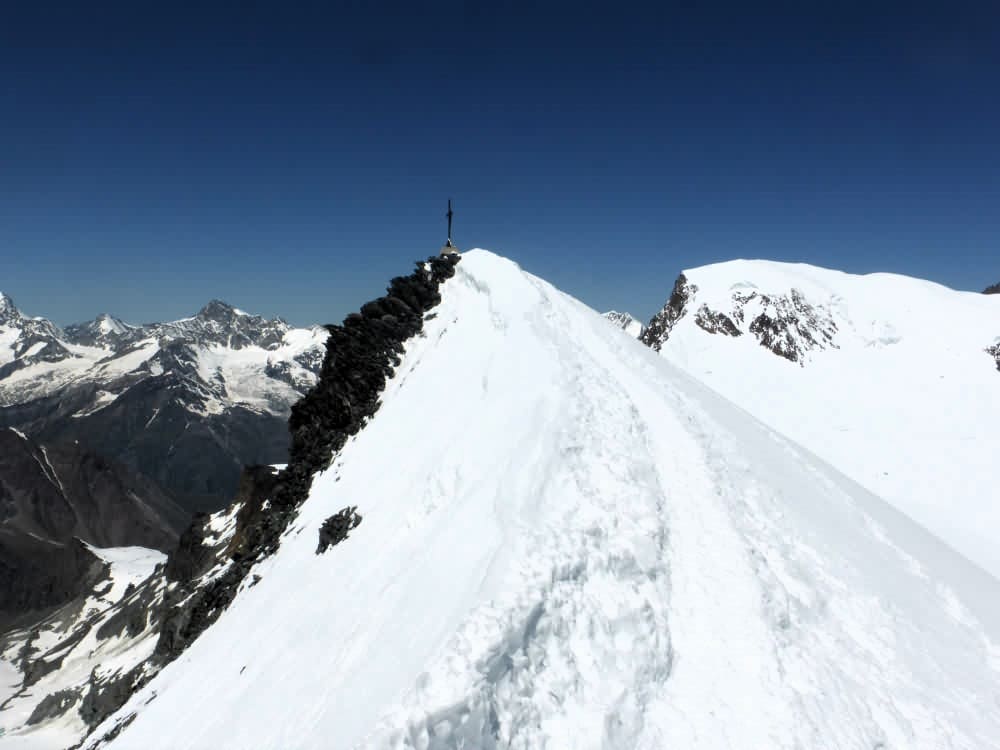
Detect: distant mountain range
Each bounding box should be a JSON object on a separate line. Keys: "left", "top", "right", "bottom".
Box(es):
{"left": 0, "top": 292, "right": 327, "bottom": 625}
{"left": 984, "top": 281, "right": 1000, "bottom": 294}
{"left": 0, "top": 292, "right": 326, "bottom": 513}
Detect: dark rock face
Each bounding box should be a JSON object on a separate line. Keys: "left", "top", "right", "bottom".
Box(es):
{"left": 640, "top": 273, "right": 838, "bottom": 365}
{"left": 694, "top": 305, "right": 742, "bottom": 337}
{"left": 738, "top": 289, "right": 838, "bottom": 364}
{"left": 316, "top": 506, "right": 363, "bottom": 554}
{"left": 0, "top": 383, "right": 292, "bottom": 514}
{"left": 27, "top": 688, "right": 81, "bottom": 725}
{"left": 0, "top": 430, "right": 183, "bottom": 625}
{"left": 78, "top": 254, "right": 461, "bottom": 748}
{"left": 641, "top": 274, "right": 696, "bottom": 351}
{"left": 79, "top": 665, "right": 146, "bottom": 731}
{"left": 987, "top": 344, "right": 1000, "bottom": 371}
{"left": 983, "top": 283, "right": 1000, "bottom": 295}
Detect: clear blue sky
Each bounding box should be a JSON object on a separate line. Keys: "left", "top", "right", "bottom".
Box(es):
{"left": 2, "top": 1, "right": 998, "bottom": 327}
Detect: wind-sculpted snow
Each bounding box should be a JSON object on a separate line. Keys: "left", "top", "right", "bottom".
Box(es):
{"left": 649, "top": 259, "right": 1000, "bottom": 578}
{"left": 74, "top": 251, "right": 1000, "bottom": 750}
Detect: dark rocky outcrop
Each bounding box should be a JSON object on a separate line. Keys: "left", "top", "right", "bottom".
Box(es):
{"left": 79, "top": 665, "right": 146, "bottom": 731}
{"left": 316, "top": 506, "right": 363, "bottom": 554}
{"left": 694, "top": 305, "right": 742, "bottom": 337}
{"left": 987, "top": 344, "right": 1000, "bottom": 371}
{"left": 983, "top": 283, "right": 1000, "bottom": 295}
{"left": 27, "top": 687, "right": 82, "bottom": 725}
{"left": 640, "top": 273, "right": 839, "bottom": 365}
{"left": 740, "top": 289, "right": 838, "bottom": 364}
{"left": 0, "top": 372, "right": 293, "bottom": 515}
{"left": 640, "top": 274, "right": 696, "bottom": 351}
{"left": 95, "top": 579, "right": 163, "bottom": 642}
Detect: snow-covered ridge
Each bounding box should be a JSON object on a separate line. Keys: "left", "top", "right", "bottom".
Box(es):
{"left": 74, "top": 250, "right": 1000, "bottom": 750}
{"left": 646, "top": 258, "right": 1000, "bottom": 578}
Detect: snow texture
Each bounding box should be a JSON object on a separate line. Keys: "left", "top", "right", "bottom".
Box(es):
{"left": 80, "top": 251, "right": 1000, "bottom": 750}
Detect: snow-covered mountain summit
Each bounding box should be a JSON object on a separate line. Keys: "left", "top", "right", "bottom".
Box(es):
{"left": 25, "top": 250, "right": 994, "bottom": 750}
{"left": 0, "top": 296, "right": 324, "bottom": 409}
{"left": 643, "top": 259, "right": 1000, "bottom": 577}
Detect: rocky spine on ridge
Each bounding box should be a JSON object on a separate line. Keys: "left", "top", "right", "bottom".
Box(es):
{"left": 983, "top": 282, "right": 1000, "bottom": 294}
{"left": 987, "top": 344, "right": 1000, "bottom": 371}
{"left": 77, "top": 253, "right": 461, "bottom": 747}
{"left": 640, "top": 273, "right": 696, "bottom": 351}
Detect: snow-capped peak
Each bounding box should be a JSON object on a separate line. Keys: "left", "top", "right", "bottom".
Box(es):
{"left": 0, "top": 291, "right": 21, "bottom": 322}
{"left": 197, "top": 299, "right": 245, "bottom": 322}
{"left": 69, "top": 249, "right": 1000, "bottom": 750}
{"left": 96, "top": 313, "right": 131, "bottom": 335}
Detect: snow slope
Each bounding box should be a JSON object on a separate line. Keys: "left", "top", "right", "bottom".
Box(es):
{"left": 649, "top": 260, "right": 1000, "bottom": 578}
{"left": 86, "top": 251, "right": 1000, "bottom": 750}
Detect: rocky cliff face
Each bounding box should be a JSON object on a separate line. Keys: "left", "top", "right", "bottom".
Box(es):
{"left": 640, "top": 273, "right": 696, "bottom": 352}
{"left": 0, "top": 428, "right": 185, "bottom": 626}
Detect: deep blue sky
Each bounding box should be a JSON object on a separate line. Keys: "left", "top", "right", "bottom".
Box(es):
{"left": 2, "top": 1, "right": 998, "bottom": 327}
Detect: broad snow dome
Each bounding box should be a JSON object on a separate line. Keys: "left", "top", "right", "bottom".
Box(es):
{"left": 88, "top": 250, "right": 1000, "bottom": 750}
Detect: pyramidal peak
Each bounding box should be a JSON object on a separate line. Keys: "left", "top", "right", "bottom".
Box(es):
{"left": 0, "top": 291, "right": 21, "bottom": 321}
{"left": 196, "top": 299, "right": 245, "bottom": 322}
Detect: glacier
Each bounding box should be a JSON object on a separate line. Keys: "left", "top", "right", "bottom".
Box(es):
{"left": 38, "top": 250, "right": 1000, "bottom": 749}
